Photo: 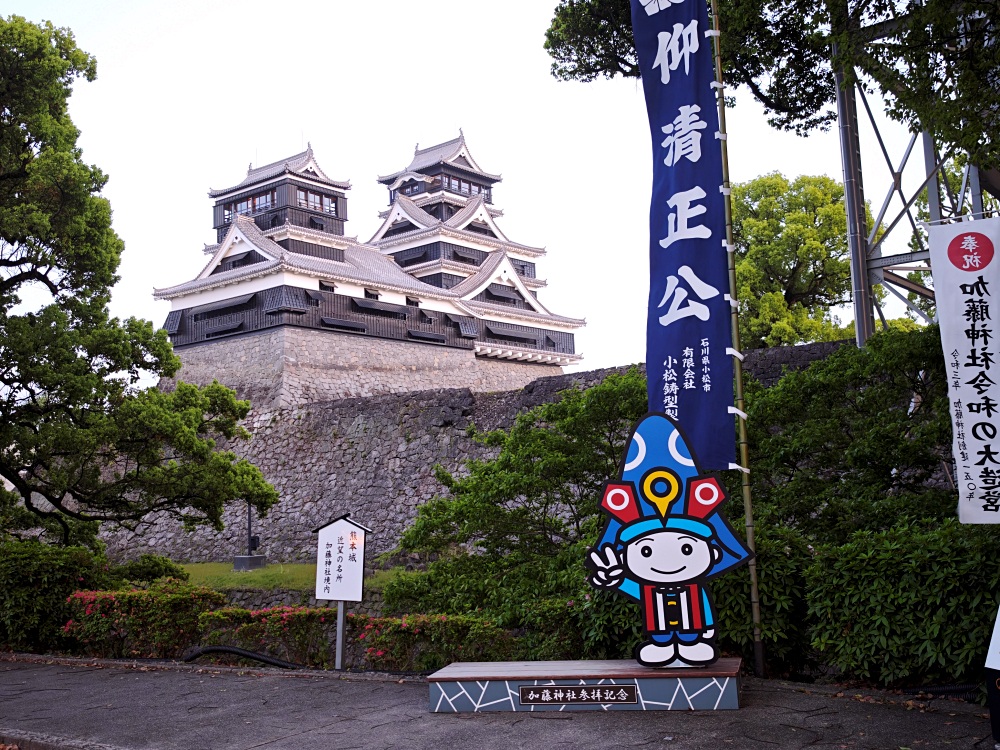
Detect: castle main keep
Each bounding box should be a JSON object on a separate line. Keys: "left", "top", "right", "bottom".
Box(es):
{"left": 155, "top": 135, "right": 585, "bottom": 408}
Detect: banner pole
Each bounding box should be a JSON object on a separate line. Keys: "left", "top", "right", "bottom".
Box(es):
{"left": 708, "top": 0, "right": 765, "bottom": 677}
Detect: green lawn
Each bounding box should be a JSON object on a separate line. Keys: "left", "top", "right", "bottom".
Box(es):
{"left": 181, "top": 562, "right": 400, "bottom": 592}
{"left": 182, "top": 562, "right": 316, "bottom": 591}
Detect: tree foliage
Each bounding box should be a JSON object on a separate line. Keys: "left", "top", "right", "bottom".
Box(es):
{"left": 0, "top": 16, "right": 277, "bottom": 544}
{"left": 544, "top": 0, "right": 1000, "bottom": 168}
{"left": 746, "top": 325, "right": 954, "bottom": 544}
{"left": 732, "top": 172, "right": 859, "bottom": 348}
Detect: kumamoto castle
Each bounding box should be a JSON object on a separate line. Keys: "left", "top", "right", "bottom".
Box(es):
{"left": 154, "top": 134, "right": 584, "bottom": 409}
{"left": 104, "top": 135, "right": 601, "bottom": 561}
{"left": 103, "top": 133, "right": 838, "bottom": 565}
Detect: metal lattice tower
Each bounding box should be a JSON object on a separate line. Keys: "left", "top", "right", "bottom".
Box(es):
{"left": 833, "top": 18, "right": 997, "bottom": 345}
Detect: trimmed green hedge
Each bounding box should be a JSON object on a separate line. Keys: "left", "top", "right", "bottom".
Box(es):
{"left": 383, "top": 524, "right": 816, "bottom": 672}
{"left": 349, "top": 613, "right": 517, "bottom": 672}
{"left": 714, "top": 524, "right": 813, "bottom": 673}
{"left": 808, "top": 519, "right": 1000, "bottom": 686}
{"left": 199, "top": 606, "right": 335, "bottom": 668}
{"left": 0, "top": 540, "right": 113, "bottom": 652}
{"left": 65, "top": 579, "right": 226, "bottom": 658}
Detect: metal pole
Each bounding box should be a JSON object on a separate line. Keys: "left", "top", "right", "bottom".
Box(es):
{"left": 246, "top": 499, "right": 253, "bottom": 557}
{"left": 709, "top": 0, "right": 765, "bottom": 678}
{"left": 335, "top": 601, "right": 345, "bottom": 671}
{"left": 922, "top": 131, "right": 944, "bottom": 224}
{"left": 833, "top": 57, "right": 875, "bottom": 345}
{"left": 969, "top": 165, "right": 985, "bottom": 220}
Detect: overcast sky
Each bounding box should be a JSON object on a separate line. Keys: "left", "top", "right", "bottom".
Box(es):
{"left": 9, "top": 0, "right": 920, "bottom": 372}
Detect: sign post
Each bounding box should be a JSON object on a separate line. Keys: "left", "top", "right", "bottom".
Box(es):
{"left": 313, "top": 514, "right": 371, "bottom": 670}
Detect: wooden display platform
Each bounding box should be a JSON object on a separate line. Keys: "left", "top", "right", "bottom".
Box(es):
{"left": 428, "top": 658, "right": 742, "bottom": 712}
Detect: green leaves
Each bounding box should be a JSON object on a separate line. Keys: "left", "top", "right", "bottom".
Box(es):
{"left": 807, "top": 520, "right": 1000, "bottom": 686}
{"left": 544, "top": 0, "right": 1000, "bottom": 167}
{"left": 545, "top": 0, "right": 638, "bottom": 82}
{"left": 746, "top": 325, "right": 954, "bottom": 543}
{"left": 732, "top": 172, "right": 857, "bottom": 348}
{"left": 0, "top": 16, "right": 277, "bottom": 543}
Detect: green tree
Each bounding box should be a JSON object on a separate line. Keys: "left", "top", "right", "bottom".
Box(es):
{"left": 0, "top": 16, "right": 277, "bottom": 545}
{"left": 732, "top": 172, "right": 857, "bottom": 348}
{"left": 745, "top": 325, "right": 954, "bottom": 544}
{"left": 544, "top": 0, "right": 1000, "bottom": 168}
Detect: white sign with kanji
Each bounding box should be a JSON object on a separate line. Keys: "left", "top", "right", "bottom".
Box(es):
{"left": 928, "top": 217, "right": 1000, "bottom": 523}
{"left": 315, "top": 515, "right": 370, "bottom": 602}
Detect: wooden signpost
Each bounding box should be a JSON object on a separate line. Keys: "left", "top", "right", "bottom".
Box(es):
{"left": 314, "top": 514, "right": 371, "bottom": 670}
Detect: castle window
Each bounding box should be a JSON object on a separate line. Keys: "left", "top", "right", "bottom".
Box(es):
{"left": 322, "top": 195, "right": 337, "bottom": 215}
{"left": 307, "top": 192, "right": 322, "bottom": 211}
{"left": 407, "top": 329, "right": 446, "bottom": 343}
{"left": 486, "top": 323, "right": 538, "bottom": 345}
{"left": 402, "top": 183, "right": 420, "bottom": 196}
{"left": 321, "top": 317, "right": 367, "bottom": 332}
{"left": 190, "top": 293, "right": 256, "bottom": 322}
{"left": 471, "top": 184, "right": 481, "bottom": 195}
{"left": 235, "top": 198, "right": 252, "bottom": 215}
{"left": 297, "top": 189, "right": 307, "bottom": 207}
{"left": 205, "top": 320, "right": 243, "bottom": 337}
{"left": 486, "top": 285, "right": 522, "bottom": 303}
{"left": 353, "top": 297, "right": 408, "bottom": 319}
{"left": 254, "top": 191, "right": 273, "bottom": 212}
{"left": 163, "top": 310, "right": 182, "bottom": 335}
{"left": 319, "top": 281, "right": 336, "bottom": 292}
{"left": 364, "top": 289, "right": 380, "bottom": 300}
{"left": 406, "top": 297, "right": 420, "bottom": 307}
{"left": 223, "top": 205, "right": 233, "bottom": 224}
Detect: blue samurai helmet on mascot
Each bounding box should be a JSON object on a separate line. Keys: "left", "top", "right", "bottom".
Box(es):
{"left": 587, "top": 413, "right": 752, "bottom": 668}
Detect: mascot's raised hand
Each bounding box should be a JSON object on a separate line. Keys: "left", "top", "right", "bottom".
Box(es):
{"left": 588, "top": 544, "right": 625, "bottom": 589}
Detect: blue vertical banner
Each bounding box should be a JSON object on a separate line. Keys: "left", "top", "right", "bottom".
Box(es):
{"left": 632, "top": 0, "right": 736, "bottom": 470}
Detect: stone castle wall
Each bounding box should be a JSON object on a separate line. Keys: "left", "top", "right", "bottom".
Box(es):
{"left": 164, "top": 326, "right": 562, "bottom": 410}
{"left": 104, "top": 342, "right": 850, "bottom": 564}
{"left": 103, "top": 365, "right": 639, "bottom": 564}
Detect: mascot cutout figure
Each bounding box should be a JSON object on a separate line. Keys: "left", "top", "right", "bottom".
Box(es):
{"left": 587, "top": 413, "right": 752, "bottom": 668}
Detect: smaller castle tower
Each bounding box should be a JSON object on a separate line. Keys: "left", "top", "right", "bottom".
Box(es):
{"left": 209, "top": 145, "right": 350, "bottom": 243}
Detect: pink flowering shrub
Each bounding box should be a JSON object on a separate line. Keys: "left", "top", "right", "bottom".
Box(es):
{"left": 65, "top": 579, "right": 226, "bottom": 659}
{"left": 347, "top": 613, "right": 516, "bottom": 672}
{"left": 199, "top": 606, "right": 335, "bottom": 668}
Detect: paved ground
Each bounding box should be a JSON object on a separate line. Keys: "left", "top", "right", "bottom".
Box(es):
{"left": 0, "top": 653, "right": 995, "bottom": 750}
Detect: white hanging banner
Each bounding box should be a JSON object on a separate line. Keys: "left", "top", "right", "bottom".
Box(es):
{"left": 927, "top": 217, "right": 1000, "bottom": 523}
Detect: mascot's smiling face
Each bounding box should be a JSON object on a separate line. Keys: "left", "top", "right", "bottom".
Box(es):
{"left": 623, "top": 530, "right": 721, "bottom": 584}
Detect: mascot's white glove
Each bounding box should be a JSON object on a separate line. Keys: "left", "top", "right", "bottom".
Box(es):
{"left": 589, "top": 544, "right": 625, "bottom": 589}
